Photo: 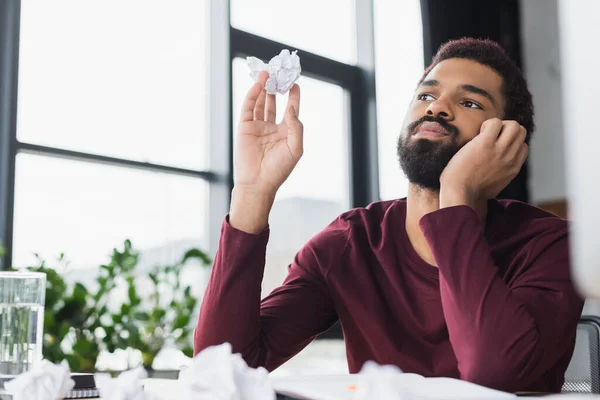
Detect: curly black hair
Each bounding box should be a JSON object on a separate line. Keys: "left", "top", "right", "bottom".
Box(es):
{"left": 420, "top": 38, "right": 535, "bottom": 143}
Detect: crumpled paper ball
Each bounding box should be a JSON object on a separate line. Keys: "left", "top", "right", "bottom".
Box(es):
{"left": 247, "top": 49, "right": 301, "bottom": 95}
{"left": 353, "top": 361, "right": 515, "bottom": 400}
{"left": 4, "top": 360, "right": 75, "bottom": 400}
{"left": 353, "top": 361, "right": 415, "bottom": 400}
{"left": 95, "top": 366, "right": 155, "bottom": 400}
{"left": 178, "top": 342, "right": 275, "bottom": 400}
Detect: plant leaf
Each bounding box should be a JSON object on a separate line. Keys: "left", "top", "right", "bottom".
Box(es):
{"left": 181, "top": 248, "right": 212, "bottom": 266}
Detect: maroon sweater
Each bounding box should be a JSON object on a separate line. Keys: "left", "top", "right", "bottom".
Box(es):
{"left": 195, "top": 199, "right": 583, "bottom": 393}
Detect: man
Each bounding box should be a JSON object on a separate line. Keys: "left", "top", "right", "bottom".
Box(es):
{"left": 194, "top": 38, "right": 583, "bottom": 393}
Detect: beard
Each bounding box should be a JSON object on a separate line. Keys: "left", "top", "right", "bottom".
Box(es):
{"left": 397, "top": 115, "right": 461, "bottom": 191}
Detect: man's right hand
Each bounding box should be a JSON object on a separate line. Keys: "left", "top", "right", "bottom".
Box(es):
{"left": 230, "top": 71, "right": 304, "bottom": 233}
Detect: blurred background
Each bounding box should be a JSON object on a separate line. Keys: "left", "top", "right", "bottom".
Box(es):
{"left": 0, "top": 0, "right": 576, "bottom": 377}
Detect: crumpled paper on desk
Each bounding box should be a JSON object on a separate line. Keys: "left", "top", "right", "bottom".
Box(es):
{"left": 247, "top": 49, "right": 301, "bottom": 95}
{"left": 95, "top": 366, "right": 155, "bottom": 400}
{"left": 353, "top": 361, "right": 417, "bottom": 399}
{"left": 178, "top": 342, "right": 275, "bottom": 400}
{"left": 4, "top": 359, "right": 74, "bottom": 400}
{"left": 354, "top": 361, "right": 516, "bottom": 400}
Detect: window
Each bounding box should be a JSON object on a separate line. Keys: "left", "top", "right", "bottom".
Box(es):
{"left": 11, "top": 0, "right": 214, "bottom": 273}
{"left": 230, "top": 0, "right": 357, "bottom": 64}
{"left": 18, "top": 0, "right": 209, "bottom": 170}
{"left": 12, "top": 154, "right": 208, "bottom": 269}
{"left": 374, "top": 0, "right": 424, "bottom": 200}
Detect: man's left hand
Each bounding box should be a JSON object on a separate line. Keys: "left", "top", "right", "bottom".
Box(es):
{"left": 439, "top": 118, "right": 529, "bottom": 209}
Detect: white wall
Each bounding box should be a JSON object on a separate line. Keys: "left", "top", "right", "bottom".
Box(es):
{"left": 557, "top": 0, "right": 600, "bottom": 303}
{"left": 520, "top": 0, "right": 566, "bottom": 204}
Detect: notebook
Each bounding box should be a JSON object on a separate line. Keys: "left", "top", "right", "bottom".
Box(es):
{"left": 271, "top": 375, "right": 359, "bottom": 400}
{"left": 63, "top": 373, "right": 99, "bottom": 399}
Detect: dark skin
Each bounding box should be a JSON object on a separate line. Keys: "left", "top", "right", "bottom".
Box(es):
{"left": 403, "top": 58, "right": 529, "bottom": 266}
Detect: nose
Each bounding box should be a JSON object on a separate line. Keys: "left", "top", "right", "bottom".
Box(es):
{"left": 426, "top": 97, "right": 454, "bottom": 120}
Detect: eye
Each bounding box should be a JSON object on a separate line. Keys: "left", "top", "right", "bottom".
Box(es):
{"left": 461, "top": 100, "right": 483, "bottom": 110}
{"left": 417, "top": 93, "right": 435, "bottom": 101}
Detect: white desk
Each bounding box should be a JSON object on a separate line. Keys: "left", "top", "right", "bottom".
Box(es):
{"left": 0, "top": 377, "right": 595, "bottom": 400}
{"left": 138, "top": 377, "right": 600, "bottom": 400}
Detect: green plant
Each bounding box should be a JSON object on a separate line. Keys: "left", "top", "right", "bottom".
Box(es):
{"left": 20, "top": 240, "right": 211, "bottom": 372}
{"left": 104, "top": 245, "right": 212, "bottom": 368}
{"left": 0, "top": 241, "right": 6, "bottom": 269}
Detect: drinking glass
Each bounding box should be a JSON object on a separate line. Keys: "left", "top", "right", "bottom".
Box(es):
{"left": 0, "top": 271, "right": 46, "bottom": 388}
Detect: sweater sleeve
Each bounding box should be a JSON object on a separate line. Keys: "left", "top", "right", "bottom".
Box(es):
{"left": 419, "top": 206, "right": 583, "bottom": 393}
{"left": 194, "top": 215, "right": 345, "bottom": 371}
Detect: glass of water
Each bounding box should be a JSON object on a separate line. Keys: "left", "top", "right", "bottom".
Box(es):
{"left": 0, "top": 271, "right": 46, "bottom": 387}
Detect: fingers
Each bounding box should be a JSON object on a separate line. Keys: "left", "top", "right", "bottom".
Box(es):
{"left": 497, "top": 120, "right": 527, "bottom": 149}
{"left": 265, "top": 93, "right": 276, "bottom": 123}
{"left": 480, "top": 118, "right": 528, "bottom": 175}
{"left": 254, "top": 72, "right": 269, "bottom": 121}
{"left": 240, "top": 82, "right": 263, "bottom": 122}
{"left": 285, "top": 116, "right": 304, "bottom": 158}
{"left": 510, "top": 143, "right": 529, "bottom": 175}
{"left": 480, "top": 119, "right": 527, "bottom": 147}
{"left": 284, "top": 84, "right": 303, "bottom": 157}
{"left": 518, "top": 143, "right": 529, "bottom": 163}
{"left": 491, "top": 121, "right": 527, "bottom": 175}
{"left": 286, "top": 84, "right": 301, "bottom": 119}
{"left": 496, "top": 121, "right": 528, "bottom": 175}
{"left": 254, "top": 90, "right": 266, "bottom": 121}
{"left": 240, "top": 71, "right": 269, "bottom": 123}
{"left": 256, "top": 70, "right": 269, "bottom": 88}
{"left": 479, "top": 118, "right": 503, "bottom": 143}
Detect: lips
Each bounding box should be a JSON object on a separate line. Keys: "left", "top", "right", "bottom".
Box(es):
{"left": 412, "top": 121, "right": 450, "bottom": 139}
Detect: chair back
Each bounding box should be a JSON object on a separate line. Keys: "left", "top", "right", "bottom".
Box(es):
{"left": 562, "top": 315, "right": 600, "bottom": 393}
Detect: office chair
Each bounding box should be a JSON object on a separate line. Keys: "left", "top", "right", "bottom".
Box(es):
{"left": 562, "top": 315, "right": 600, "bottom": 393}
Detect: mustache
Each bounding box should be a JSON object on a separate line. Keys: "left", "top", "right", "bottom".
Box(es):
{"left": 407, "top": 115, "right": 460, "bottom": 137}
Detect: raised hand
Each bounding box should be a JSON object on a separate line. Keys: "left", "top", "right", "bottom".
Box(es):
{"left": 234, "top": 71, "right": 303, "bottom": 194}
{"left": 230, "top": 71, "right": 304, "bottom": 233}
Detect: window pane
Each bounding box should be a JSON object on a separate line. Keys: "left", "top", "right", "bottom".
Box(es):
{"left": 232, "top": 58, "right": 350, "bottom": 296}
{"left": 12, "top": 154, "right": 208, "bottom": 272}
{"left": 374, "top": 0, "right": 424, "bottom": 200}
{"left": 17, "top": 0, "right": 208, "bottom": 170}
{"left": 231, "top": 0, "right": 356, "bottom": 64}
